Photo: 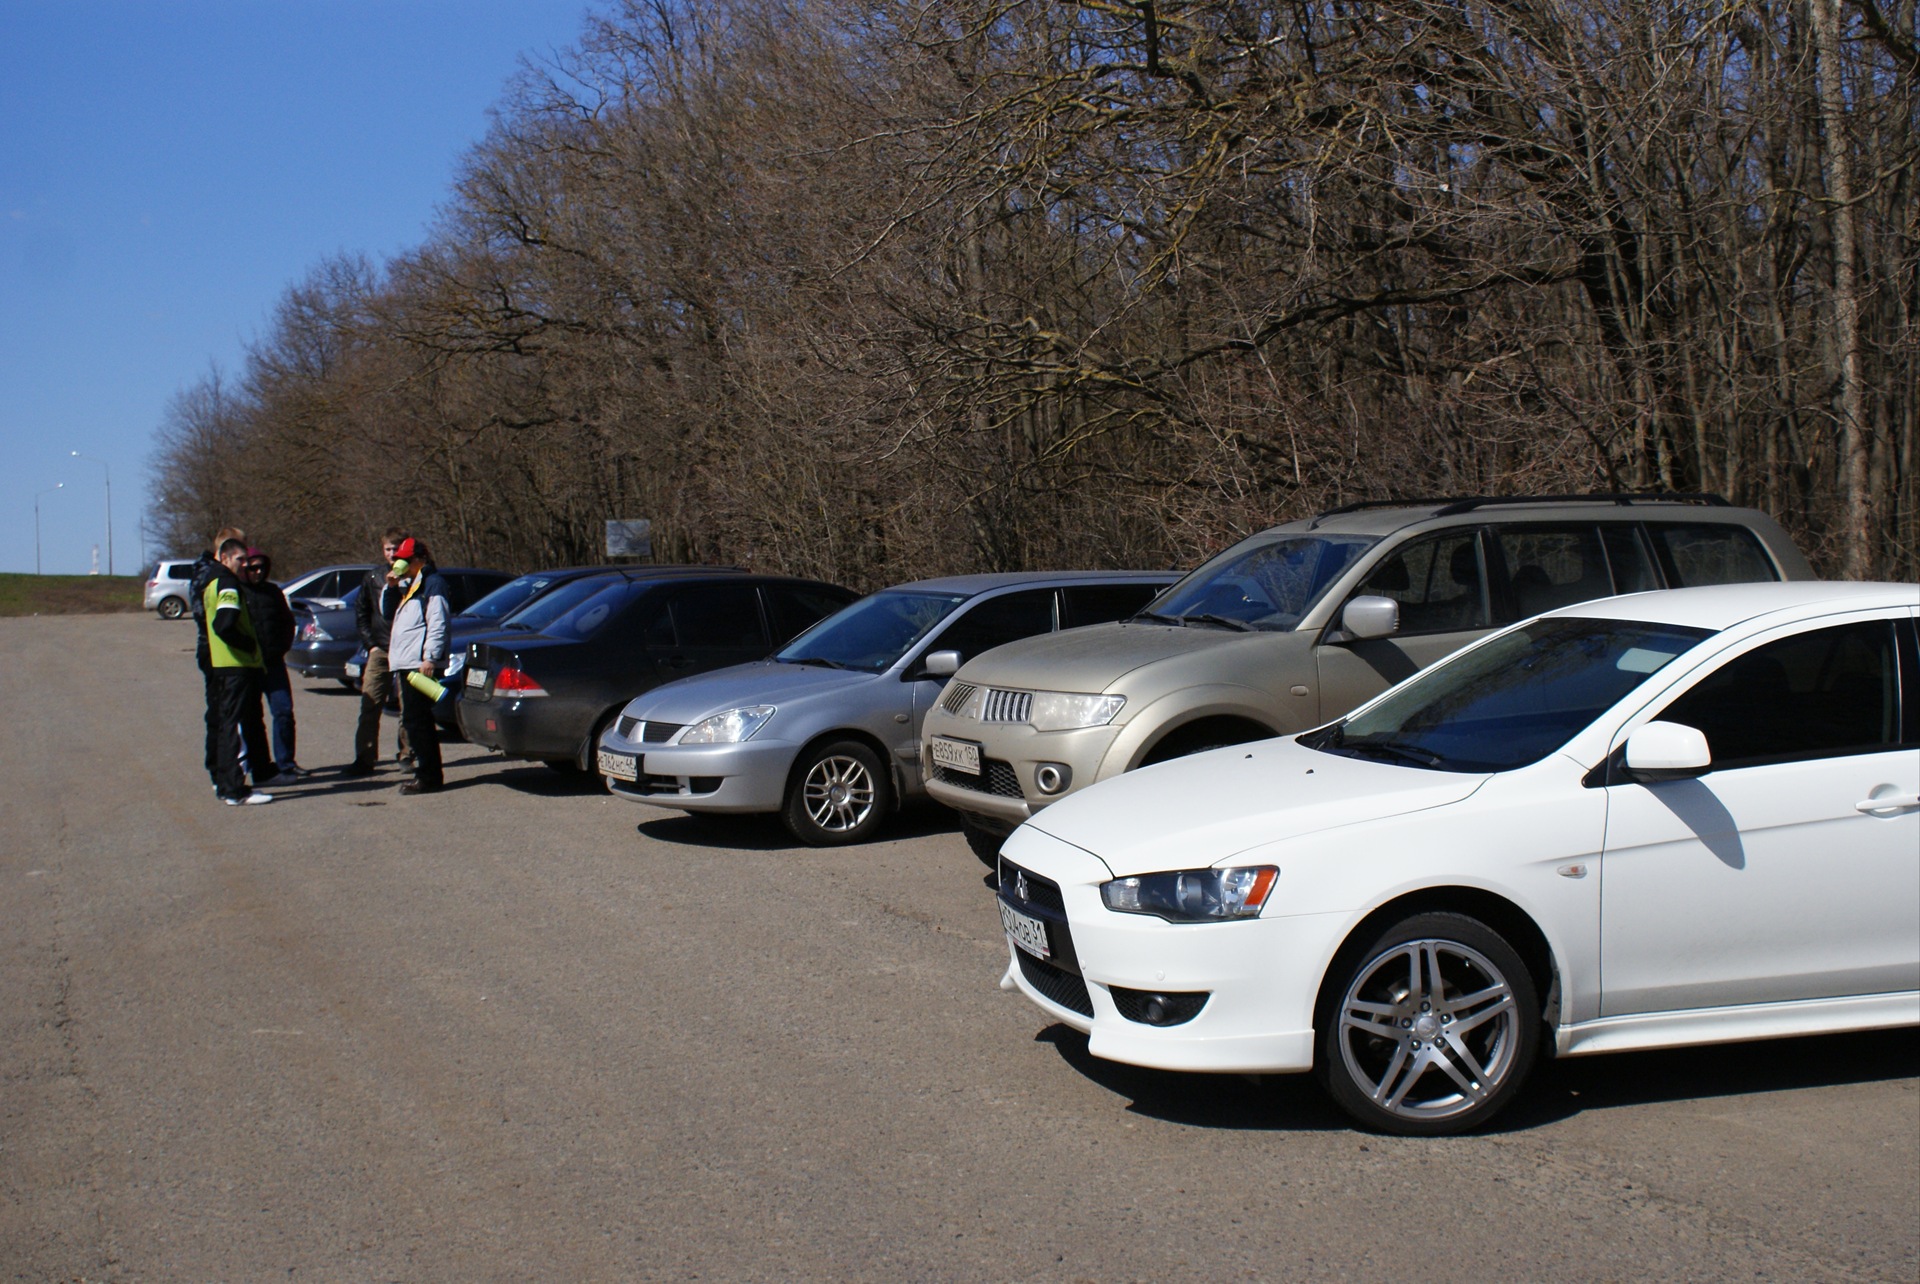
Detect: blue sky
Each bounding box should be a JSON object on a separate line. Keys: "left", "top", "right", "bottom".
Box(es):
{"left": 1, "top": 0, "right": 598, "bottom": 576}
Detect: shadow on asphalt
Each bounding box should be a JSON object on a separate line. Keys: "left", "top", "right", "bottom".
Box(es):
{"left": 1035, "top": 1020, "right": 1918, "bottom": 1135}
{"left": 634, "top": 802, "right": 965, "bottom": 852}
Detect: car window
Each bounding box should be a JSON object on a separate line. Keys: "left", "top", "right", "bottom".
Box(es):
{"left": 776, "top": 591, "right": 967, "bottom": 673}
{"left": 461, "top": 574, "right": 553, "bottom": 622}
{"left": 168, "top": 563, "right": 193, "bottom": 581}
{"left": 545, "top": 580, "right": 653, "bottom": 642}
{"left": 1151, "top": 534, "right": 1375, "bottom": 631}
{"left": 1649, "top": 523, "right": 1778, "bottom": 587}
{"left": 502, "top": 577, "right": 612, "bottom": 631}
{"left": 666, "top": 584, "right": 769, "bottom": 650}
{"left": 765, "top": 585, "right": 853, "bottom": 643}
{"left": 927, "top": 589, "right": 1056, "bottom": 665}
{"left": 1354, "top": 532, "right": 1490, "bottom": 636}
{"left": 1656, "top": 621, "right": 1903, "bottom": 768}
{"left": 1314, "top": 616, "right": 1712, "bottom": 773}
{"left": 1061, "top": 582, "right": 1166, "bottom": 628}
{"left": 1493, "top": 526, "right": 1617, "bottom": 622}
{"left": 1602, "top": 526, "right": 1660, "bottom": 594}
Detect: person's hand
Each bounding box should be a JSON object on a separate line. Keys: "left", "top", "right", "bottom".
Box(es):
{"left": 419, "top": 660, "right": 436, "bottom": 678}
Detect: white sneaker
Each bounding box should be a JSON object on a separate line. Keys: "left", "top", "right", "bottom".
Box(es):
{"left": 223, "top": 792, "right": 274, "bottom": 806}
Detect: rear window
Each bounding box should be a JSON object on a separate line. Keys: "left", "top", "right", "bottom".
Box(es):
{"left": 1650, "top": 524, "right": 1778, "bottom": 587}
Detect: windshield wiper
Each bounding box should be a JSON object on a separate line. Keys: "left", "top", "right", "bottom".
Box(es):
{"left": 785, "top": 655, "right": 854, "bottom": 670}
{"left": 1178, "top": 613, "right": 1255, "bottom": 631}
{"left": 1129, "top": 610, "right": 1183, "bottom": 625}
{"left": 1339, "top": 736, "right": 1444, "bottom": 768}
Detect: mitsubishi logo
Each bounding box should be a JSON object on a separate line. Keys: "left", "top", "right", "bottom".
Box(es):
{"left": 1014, "top": 871, "right": 1030, "bottom": 903}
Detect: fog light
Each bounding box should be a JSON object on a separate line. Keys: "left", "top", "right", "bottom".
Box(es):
{"left": 1034, "top": 762, "right": 1071, "bottom": 795}
{"left": 1111, "top": 986, "right": 1209, "bottom": 1026}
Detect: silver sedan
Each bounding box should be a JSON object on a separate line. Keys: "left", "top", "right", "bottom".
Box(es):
{"left": 596, "top": 571, "right": 1177, "bottom": 845}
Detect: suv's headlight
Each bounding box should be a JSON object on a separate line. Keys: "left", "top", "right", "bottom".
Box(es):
{"left": 1101, "top": 867, "right": 1278, "bottom": 922}
{"left": 674, "top": 706, "right": 776, "bottom": 745}
{"left": 1028, "top": 692, "right": 1125, "bottom": 731}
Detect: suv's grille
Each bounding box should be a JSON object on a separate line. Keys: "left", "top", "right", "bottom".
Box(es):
{"left": 981, "top": 688, "right": 1032, "bottom": 723}
{"left": 933, "top": 759, "right": 1022, "bottom": 798}
{"left": 941, "top": 682, "right": 976, "bottom": 714}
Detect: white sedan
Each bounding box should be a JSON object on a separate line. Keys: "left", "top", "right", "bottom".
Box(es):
{"left": 994, "top": 581, "right": 1920, "bottom": 1134}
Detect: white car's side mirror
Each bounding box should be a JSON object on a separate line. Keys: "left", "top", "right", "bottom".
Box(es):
{"left": 1624, "top": 720, "right": 1712, "bottom": 781}
{"left": 1338, "top": 596, "right": 1400, "bottom": 642}
{"left": 918, "top": 649, "right": 961, "bottom": 679}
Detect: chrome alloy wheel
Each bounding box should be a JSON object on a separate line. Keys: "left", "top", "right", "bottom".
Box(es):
{"left": 1335, "top": 936, "right": 1523, "bottom": 1127}
{"left": 801, "top": 753, "right": 877, "bottom": 834}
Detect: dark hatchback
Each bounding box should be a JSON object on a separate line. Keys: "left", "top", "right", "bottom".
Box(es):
{"left": 458, "top": 570, "right": 858, "bottom": 771}
{"left": 287, "top": 567, "right": 515, "bottom": 685}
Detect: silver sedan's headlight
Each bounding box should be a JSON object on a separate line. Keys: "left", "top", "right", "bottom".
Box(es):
{"left": 674, "top": 706, "right": 776, "bottom": 745}
{"left": 1027, "top": 692, "right": 1125, "bottom": 732}
{"left": 1101, "top": 867, "right": 1278, "bottom": 923}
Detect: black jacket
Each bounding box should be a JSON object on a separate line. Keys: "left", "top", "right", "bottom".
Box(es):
{"left": 189, "top": 552, "right": 220, "bottom": 669}
{"left": 355, "top": 567, "right": 400, "bottom": 650}
{"left": 241, "top": 580, "right": 297, "bottom": 661}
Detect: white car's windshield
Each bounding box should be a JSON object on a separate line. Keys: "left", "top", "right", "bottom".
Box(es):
{"left": 1143, "top": 534, "right": 1376, "bottom": 631}
{"left": 1308, "top": 617, "right": 1714, "bottom": 772}
{"left": 776, "top": 591, "right": 968, "bottom": 674}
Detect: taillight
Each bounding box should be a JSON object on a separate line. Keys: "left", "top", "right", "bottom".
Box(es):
{"left": 492, "top": 666, "right": 547, "bottom": 697}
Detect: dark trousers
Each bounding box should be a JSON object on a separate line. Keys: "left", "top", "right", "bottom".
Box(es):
{"left": 397, "top": 671, "right": 443, "bottom": 788}
{"left": 202, "top": 662, "right": 220, "bottom": 783}
{"left": 211, "top": 668, "right": 269, "bottom": 798}
{"left": 262, "top": 658, "right": 296, "bottom": 770}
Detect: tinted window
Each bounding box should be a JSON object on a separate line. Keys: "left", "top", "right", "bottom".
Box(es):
{"left": 667, "top": 584, "right": 769, "bottom": 649}
{"left": 1494, "top": 526, "right": 1615, "bottom": 622}
{"left": 1658, "top": 621, "right": 1902, "bottom": 767}
{"left": 546, "top": 580, "right": 654, "bottom": 641}
{"left": 461, "top": 574, "right": 554, "bottom": 622}
{"left": 1356, "top": 533, "right": 1489, "bottom": 635}
{"left": 777, "top": 591, "right": 967, "bottom": 673}
{"left": 928, "top": 589, "right": 1056, "bottom": 665}
{"left": 1651, "top": 524, "right": 1778, "bottom": 587}
{"left": 1152, "top": 534, "right": 1375, "bottom": 630}
{"left": 765, "top": 586, "right": 853, "bottom": 643}
{"left": 1061, "top": 582, "right": 1166, "bottom": 628}
{"left": 1316, "top": 617, "right": 1711, "bottom": 772}
{"left": 168, "top": 564, "right": 193, "bottom": 581}
{"left": 502, "top": 577, "right": 615, "bottom": 632}
{"left": 1602, "top": 526, "right": 1660, "bottom": 594}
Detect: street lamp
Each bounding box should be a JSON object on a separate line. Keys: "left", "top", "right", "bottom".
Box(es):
{"left": 34, "top": 483, "right": 63, "bottom": 575}
{"left": 71, "top": 451, "right": 112, "bottom": 576}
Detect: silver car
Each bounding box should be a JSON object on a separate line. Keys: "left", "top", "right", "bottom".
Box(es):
{"left": 144, "top": 558, "right": 198, "bottom": 618}
{"left": 923, "top": 494, "right": 1815, "bottom": 852}
{"left": 598, "top": 571, "right": 1178, "bottom": 845}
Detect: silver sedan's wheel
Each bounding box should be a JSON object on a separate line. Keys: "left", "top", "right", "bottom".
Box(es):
{"left": 1320, "top": 912, "right": 1539, "bottom": 1135}
{"left": 782, "top": 740, "right": 889, "bottom": 846}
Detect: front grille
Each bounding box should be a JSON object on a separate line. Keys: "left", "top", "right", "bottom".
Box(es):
{"left": 1016, "top": 951, "right": 1094, "bottom": 1017}
{"left": 941, "top": 682, "right": 976, "bottom": 714}
{"left": 626, "top": 772, "right": 722, "bottom": 796}
{"left": 616, "top": 715, "right": 640, "bottom": 739}
{"left": 932, "top": 759, "right": 1022, "bottom": 799}
{"left": 641, "top": 721, "right": 682, "bottom": 744}
{"left": 997, "top": 859, "right": 1065, "bottom": 914}
{"left": 1111, "top": 987, "right": 1210, "bottom": 1027}
{"left": 981, "top": 688, "right": 1032, "bottom": 723}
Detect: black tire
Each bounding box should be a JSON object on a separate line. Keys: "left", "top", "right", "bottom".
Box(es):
{"left": 960, "top": 817, "right": 1004, "bottom": 866}
{"left": 1318, "top": 911, "right": 1540, "bottom": 1136}
{"left": 157, "top": 596, "right": 187, "bottom": 620}
{"left": 579, "top": 711, "right": 621, "bottom": 777}
{"left": 782, "top": 739, "right": 890, "bottom": 846}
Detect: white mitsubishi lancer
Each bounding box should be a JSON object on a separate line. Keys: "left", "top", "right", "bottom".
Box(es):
{"left": 992, "top": 581, "right": 1920, "bottom": 1134}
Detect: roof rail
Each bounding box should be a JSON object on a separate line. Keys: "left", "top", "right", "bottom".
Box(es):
{"left": 1309, "top": 491, "right": 1729, "bottom": 527}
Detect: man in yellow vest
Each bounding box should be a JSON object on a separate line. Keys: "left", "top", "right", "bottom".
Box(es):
{"left": 205, "top": 537, "right": 274, "bottom": 805}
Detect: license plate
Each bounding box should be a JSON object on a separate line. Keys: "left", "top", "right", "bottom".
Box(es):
{"left": 999, "top": 899, "right": 1050, "bottom": 960}
{"left": 930, "top": 735, "right": 981, "bottom": 775}
{"left": 596, "top": 749, "right": 639, "bottom": 781}
{"left": 466, "top": 667, "right": 488, "bottom": 689}
{"left": 344, "top": 661, "right": 361, "bottom": 679}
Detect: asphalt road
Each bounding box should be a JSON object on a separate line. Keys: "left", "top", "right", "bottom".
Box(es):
{"left": 3, "top": 614, "right": 1916, "bottom": 1282}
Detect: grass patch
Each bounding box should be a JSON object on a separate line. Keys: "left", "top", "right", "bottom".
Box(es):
{"left": 0, "top": 574, "right": 146, "bottom": 617}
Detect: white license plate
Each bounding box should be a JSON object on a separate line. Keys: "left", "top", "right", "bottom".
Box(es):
{"left": 930, "top": 735, "right": 981, "bottom": 775}
{"left": 466, "top": 667, "right": 488, "bottom": 689}
{"left": 999, "top": 899, "right": 1050, "bottom": 960}
{"left": 344, "top": 661, "right": 362, "bottom": 679}
{"left": 597, "top": 749, "right": 639, "bottom": 781}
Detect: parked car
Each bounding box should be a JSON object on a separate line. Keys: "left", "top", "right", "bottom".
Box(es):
{"left": 599, "top": 571, "right": 1181, "bottom": 845}
{"left": 460, "top": 570, "right": 858, "bottom": 775}
{"left": 992, "top": 580, "right": 1920, "bottom": 1135}
{"left": 287, "top": 567, "right": 515, "bottom": 686}
{"left": 144, "top": 558, "right": 198, "bottom": 618}
{"left": 925, "top": 493, "right": 1814, "bottom": 852}
{"left": 281, "top": 564, "right": 375, "bottom": 609}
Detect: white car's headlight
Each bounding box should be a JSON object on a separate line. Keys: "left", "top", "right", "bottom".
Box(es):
{"left": 675, "top": 706, "right": 776, "bottom": 745}
{"left": 1102, "top": 867, "right": 1278, "bottom": 923}
{"left": 1027, "top": 691, "right": 1126, "bottom": 732}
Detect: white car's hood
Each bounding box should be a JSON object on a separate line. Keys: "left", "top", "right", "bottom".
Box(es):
{"left": 1024, "top": 737, "right": 1488, "bottom": 876}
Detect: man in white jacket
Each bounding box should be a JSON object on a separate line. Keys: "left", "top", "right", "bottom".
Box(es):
{"left": 386, "top": 537, "right": 450, "bottom": 795}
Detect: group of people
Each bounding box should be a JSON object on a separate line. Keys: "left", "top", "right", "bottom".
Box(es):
{"left": 191, "top": 525, "right": 452, "bottom": 805}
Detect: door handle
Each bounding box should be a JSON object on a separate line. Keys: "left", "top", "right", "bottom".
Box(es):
{"left": 1855, "top": 792, "right": 1920, "bottom": 814}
